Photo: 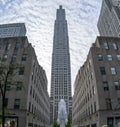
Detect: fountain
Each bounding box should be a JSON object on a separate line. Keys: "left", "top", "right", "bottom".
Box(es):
{"left": 57, "top": 99, "right": 68, "bottom": 127}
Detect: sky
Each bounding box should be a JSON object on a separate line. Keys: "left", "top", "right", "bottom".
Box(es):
{"left": 0, "top": 0, "right": 102, "bottom": 95}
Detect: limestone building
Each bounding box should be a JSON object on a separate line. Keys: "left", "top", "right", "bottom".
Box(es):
{"left": 97, "top": 0, "right": 120, "bottom": 37}
{"left": 0, "top": 23, "right": 26, "bottom": 38}
{"left": 0, "top": 23, "right": 50, "bottom": 127}
{"left": 72, "top": 36, "right": 120, "bottom": 127}
{"left": 50, "top": 6, "right": 72, "bottom": 124}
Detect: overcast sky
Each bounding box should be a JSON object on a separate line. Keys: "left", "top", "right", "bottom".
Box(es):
{"left": 0, "top": 0, "right": 102, "bottom": 95}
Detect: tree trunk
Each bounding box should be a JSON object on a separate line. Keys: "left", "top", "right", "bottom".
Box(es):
{"left": 2, "top": 72, "right": 9, "bottom": 127}
{"left": 2, "top": 94, "right": 5, "bottom": 127}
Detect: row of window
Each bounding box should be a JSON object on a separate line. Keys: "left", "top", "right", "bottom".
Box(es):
{"left": 6, "top": 82, "right": 23, "bottom": 91}
{"left": 0, "top": 42, "right": 20, "bottom": 51}
{"left": 98, "top": 54, "right": 120, "bottom": 61}
{"left": 103, "top": 42, "right": 118, "bottom": 50}
{"left": 100, "top": 67, "right": 117, "bottom": 75}
{"left": 0, "top": 67, "right": 25, "bottom": 76}
{"left": 106, "top": 98, "right": 120, "bottom": 110}
{"left": 2, "top": 54, "right": 27, "bottom": 62}
{"left": 103, "top": 81, "right": 120, "bottom": 91}
{"left": 4, "top": 98, "right": 20, "bottom": 109}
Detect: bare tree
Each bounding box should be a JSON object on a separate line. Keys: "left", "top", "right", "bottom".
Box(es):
{"left": 0, "top": 63, "right": 21, "bottom": 127}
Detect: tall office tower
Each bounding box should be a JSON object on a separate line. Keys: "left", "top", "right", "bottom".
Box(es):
{"left": 0, "top": 24, "right": 50, "bottom": 127}
{"left": 0, "top": 23, "right": 26, "bottom": 38}
{"left": 72, "top": 36, "right": 120, "bottom": 127}
{"left": 97, "top": 0, "right": 120, "bottom": 37}
{"left": 50, "top": 5, "right": 72, "bottom": 124}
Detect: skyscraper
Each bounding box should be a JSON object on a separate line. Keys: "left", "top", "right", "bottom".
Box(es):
{"left": 97, "top": 0, "right": 120, "bottom": 37}
{"left": 50, "top": 5, "right": 72, "bottom": 124}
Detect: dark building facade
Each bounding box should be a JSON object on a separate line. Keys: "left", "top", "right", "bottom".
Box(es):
{"left": 0, "top": 23, "right": 50, "bottom": 127}
{"left": 50, "top": 6, "right": 72, "bottom": 124}
{"left": 72, "top": 36, "right": 120, "bottom": 127}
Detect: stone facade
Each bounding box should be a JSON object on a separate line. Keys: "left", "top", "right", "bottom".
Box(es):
{"left": 97, "top": 0, "right": 120, "bottom": 37}
{"left": 0, "top": 36, "right": 50, "bottom": 127}
{"left": 72, "top": 36, "right": 120, "bottom": 127}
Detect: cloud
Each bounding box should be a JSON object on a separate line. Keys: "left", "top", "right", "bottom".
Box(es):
{"left": 0, "top": 0, "right": 102, "bottom": 95}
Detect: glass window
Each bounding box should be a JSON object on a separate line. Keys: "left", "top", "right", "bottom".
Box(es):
{"left": 6, "top": 85, "right": 11, "bottom": 91}
{"left": 114, "top": 81, "right": 120, "bottom": 90}
{"left": 14, "top": 99, "right": 20, "bottom": 109}
{"left": 0, "top": 42, "right": 2, "bottom": 49}
{"left": 11, "top": 54, "right": 17, "bottom": 63}
{"left": 4, "top": 98, "right": 8, "bottom": 108}
{"left": 97, "top": 54, "right": 103, "bottom": 61}
{"left": 21, "top": 54, "right": 27, "bottom": 61}
{"left": 16, "top": 82, "right": 22, "bottom": 91}
{"left": 5, "top": 42, "right": 11, "bottom": 51}
{"left": 100, "top": 67, "right": 106, "bottom": 75}
{"left": 29, "top": 102, "right": 31, "bottom": 112}
{"left": 117, "top": 55, "right": 120, "bottom": 60}
{"left": 103, "top": 42, "right": 109, "bottom": 49}
{"left": 2, "top": 54, "right": 7, "bottom": 62}
{"left": 94, "top": 101, "right": 96, "bottom": 112}
{"left": 6, "top": 82, "right": 11, "bottom": 91}
{"left": 103, "top": 81, "right": 109, "bottom": 91}
{"left": 14, "top": 42, "right": 20, "bottom": 50}
{"left": 111, "top": 67, "right": 116, "bottom": 75}
{"left": 9, "top": 67, "right": 14, "bottom": 74}
{"left": 19, "top": 67, "right": 24, "bottom": 75}
{"left": 113, "top": 42, "right": 118, "bottom": 50}
{"left": 107, "top": 55, "right": 112, "bottom": 61}
{"left": 106, "top": 98, "right": 112, "bottom": 109}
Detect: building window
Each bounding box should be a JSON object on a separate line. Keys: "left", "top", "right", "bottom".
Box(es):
{"left": 29, "top": 102, "right": 31, "bottom": 112}
{"left": 2, "top": 54, "right": 7, "bottom": 62}
{"left": 97, "top": 54, "right": 103, "bottom": 61}
{"left": 94, "top": 101, "right": 96, "bottom": 112}
{"left": 114, "top": 81, "right": 120, "bottom": 90}
{"left": 9, "top": 67, "right": 14, "bottom": 74}
{"left": 103, "top": 81, "right": 109, "bottom": 91}
{"left": 16, "top": 82, "right": 22, "bottom": 91}
{"left": 106, "top": 98, "right": 112, "bottom": 109}
{"left": 0, "top": 42, "right": 2, "bottom": 49}
{"left": 19, "top": 67, "right": 24, "bottom": 75}
{"left": 21, "top": 54, "right": 27, "bottom": 61}
{"left": 6, "top": 82, "right": 11, "bottom": 91}
{"left": 113, "top": 42, "right": 118, "bottom": 50}
{"left": 111, "top": 67, "right": 116, "bottom": 75}
{"left": 14, "top": 99, "right": 20, "bottom": 109}
{"left": 14, "top": 42, "right": 20, "bottom": 50}
{"left": 117, "top": 55, "right": 120, "bottom": 60}
{"left": 103, "top": 42, "right": 109, "bottom": 49}
{"left": 4, "top": 98, "right": 8, "bottom": 108}
{"left": 100, "top": 67, "right": 106, "bottom": 75}
{"left": 30, "top": 86, "right": 32, "bottom": 95}
{"left": 107, "top": 55, "right": 112, "bottom": 61}
{"left": 11, "top": 54, "right": 17, "bottom": 63}
{"left": 5, "top": 43, "right": 11, "bottom": 51}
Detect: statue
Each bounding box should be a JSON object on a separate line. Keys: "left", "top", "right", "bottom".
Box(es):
{"left": 57, "top": 99, "right": 68, "bottom": 127}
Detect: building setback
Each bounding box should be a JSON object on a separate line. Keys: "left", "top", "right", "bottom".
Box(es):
{"left": 97, "top": 0, "right": 120, "bottom": 37}
{"left": 0, "top": 23, "right": 50, "bottom": 127}
{"left": 0, "top": 23, "right": 26, "bottom": 38}
{"left": 50, "top": 5, "right": 72, "bottom": 124}
{"left": 72, "top": 36, "right": 120, "bottom": 127}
